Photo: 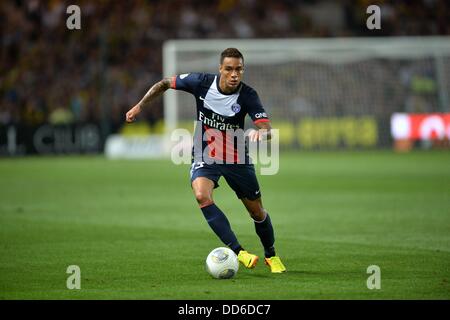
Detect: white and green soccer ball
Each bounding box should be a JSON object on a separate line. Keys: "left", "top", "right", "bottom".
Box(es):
{"left": 205, "top": 247, "right": 239, "bottom": 279}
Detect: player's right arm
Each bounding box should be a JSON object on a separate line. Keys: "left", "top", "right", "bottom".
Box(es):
{"left": 125, "top": 77, "right": 173, "bottom": 123}
{"left": 126, "top": 73, "right": 202, "bottom": 122}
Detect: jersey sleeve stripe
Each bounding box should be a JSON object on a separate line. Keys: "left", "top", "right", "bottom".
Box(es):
{"left": 254, "top": 118, "right": 270, "bottom": 124}
{"left": 171, "top": 76, "right": 176, "bottom": 89}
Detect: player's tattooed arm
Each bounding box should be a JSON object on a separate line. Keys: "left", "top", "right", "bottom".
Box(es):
{"left": 137, "top": 78, "right": 172, "bottom": 108}
{"left": 249, "top": 121, "right": 272, "bottom": 142}
{"left": 125, "top": 78, "right": 172, "bottom": 123}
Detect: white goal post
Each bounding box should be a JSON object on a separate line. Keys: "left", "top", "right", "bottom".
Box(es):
{"left": 163, "top": 37, "right": 450, "bottom": 150}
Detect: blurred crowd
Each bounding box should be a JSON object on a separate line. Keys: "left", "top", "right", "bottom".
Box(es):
{"left": 1, "top": 0, "right": 449, "bottom": 133}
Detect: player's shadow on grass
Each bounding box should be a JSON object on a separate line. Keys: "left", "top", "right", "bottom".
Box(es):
{"left": 241, "top": 270, "right": 305, "bottom": 279}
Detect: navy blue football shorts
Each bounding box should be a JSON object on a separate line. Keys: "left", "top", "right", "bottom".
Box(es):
{"left": 190, "top": 162, "right": 261, "bottom": 200}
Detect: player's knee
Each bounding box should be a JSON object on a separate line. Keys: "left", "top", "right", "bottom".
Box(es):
{"left": 194, "top": 191, "right": 213, "bottom": 207}
{"left": 249, "top": 208, "right": 266, "bottom": 222}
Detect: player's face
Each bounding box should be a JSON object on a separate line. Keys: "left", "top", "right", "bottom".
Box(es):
{"left": 219, "top": 57, "right": 244, "bottom": 92}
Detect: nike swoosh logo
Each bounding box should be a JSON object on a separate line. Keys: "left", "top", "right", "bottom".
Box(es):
{"left": 255, "top": 190, "right": 260, "bottom": 194}
{"left": 199, "top": 96, "right": 205, "bottom": 100}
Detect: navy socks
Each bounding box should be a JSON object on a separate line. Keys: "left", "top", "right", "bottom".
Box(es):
{"left": 201, "top": 203, "right": 242, "bottom": 253}
{"left": 201, "top": 203, "right": 276, "bottom": 258}
{"left": 254, "top": 212, "right": 276, "bottom": 258}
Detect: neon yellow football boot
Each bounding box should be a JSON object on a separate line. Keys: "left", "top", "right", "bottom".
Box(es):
{"left": 264, "top": 256, "right": 286, "bottom": 273}
{"left": 238, "top": 250, "right": 259, "bottom": 269}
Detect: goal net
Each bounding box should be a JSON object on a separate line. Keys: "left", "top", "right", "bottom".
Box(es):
{"left": 163, "top": 37, "right": 450, "bottom": 150}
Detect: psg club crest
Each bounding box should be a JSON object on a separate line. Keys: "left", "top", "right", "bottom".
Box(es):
{"left": 231, "top": 103, "right": 241, "bottom": 113}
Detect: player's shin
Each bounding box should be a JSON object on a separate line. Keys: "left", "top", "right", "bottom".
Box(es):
{"left": 201, "top": 203, "right": 243, "bottom": 254}
{"left": 254, "top": 212, "right": 276, "bottom": 258}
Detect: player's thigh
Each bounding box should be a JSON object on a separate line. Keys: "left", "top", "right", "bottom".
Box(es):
{"left": 190, "top": 162, "right": 221, "bottom": 204}
{"left": 221, "top": 164, "right": 261, "bottom": 201}
{"left": 191, "top": 177, "right": 215, "bottom": 202}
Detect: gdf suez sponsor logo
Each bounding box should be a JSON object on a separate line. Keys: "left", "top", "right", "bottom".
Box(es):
{"left": 222, "top": 304, "right": 270, "bottom": 315}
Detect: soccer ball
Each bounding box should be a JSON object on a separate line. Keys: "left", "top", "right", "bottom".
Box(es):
{"left": 205, "top": 247, "right": 239, "bottom": 279}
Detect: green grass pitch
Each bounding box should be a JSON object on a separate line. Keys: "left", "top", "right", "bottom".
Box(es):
{"left": 0, "top": 151, "right": 449, "bottom": 299}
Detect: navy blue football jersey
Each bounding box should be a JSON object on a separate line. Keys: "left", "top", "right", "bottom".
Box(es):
{"left": 171, "top": 73, "right": 270, "bottom": 164}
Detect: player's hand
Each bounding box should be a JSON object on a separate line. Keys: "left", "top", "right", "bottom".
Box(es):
{"left": 248, "top": 129, "right": 269, "bottom": 142}
{"left": 248, "top": 129, "right": 260, "bottom": 142}
{"left": 125, "top": 105, "right": 141, "bottom": 123}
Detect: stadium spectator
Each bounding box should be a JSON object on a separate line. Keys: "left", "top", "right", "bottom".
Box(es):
{"left": 1, "top": 0, "right": 448, "bottom": 132}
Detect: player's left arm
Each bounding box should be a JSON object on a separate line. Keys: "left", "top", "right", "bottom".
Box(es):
{"left": 246, "top": 88, "right": 272, "bottom": 142}
{"left": 248, "top": 120, "right": 272, "bottom": 142}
